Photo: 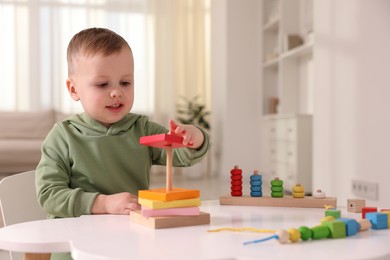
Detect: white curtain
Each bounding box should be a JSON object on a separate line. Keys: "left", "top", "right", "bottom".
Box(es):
{"left": 148, "top": 0, "right": 211, "bottom": 124}
{"left": 0, "top": 0, "right": 211, "bottom": 126}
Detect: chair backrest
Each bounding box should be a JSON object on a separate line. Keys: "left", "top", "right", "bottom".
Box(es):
{"left": 0, "top": 171, "right": 47, "bottom": 226}
{"left": 0, "top": 171, "right": 47, "bottom": 260}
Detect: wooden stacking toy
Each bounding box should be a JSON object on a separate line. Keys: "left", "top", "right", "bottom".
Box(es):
{"left": 130, "top": 129, "right": 210, "bottom": 229}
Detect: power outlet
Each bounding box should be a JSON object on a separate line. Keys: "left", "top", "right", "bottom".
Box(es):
{"left": 352, "top": 179, "right": 378, "bottom": 200}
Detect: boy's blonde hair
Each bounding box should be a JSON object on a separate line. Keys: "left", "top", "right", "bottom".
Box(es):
{"left": 67, "top": 27, "right": 132, "bottom": 75}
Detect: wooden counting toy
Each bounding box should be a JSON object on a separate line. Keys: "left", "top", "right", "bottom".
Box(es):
{"left": 220, "top": 166, "right": 337, "bottom": 208}
{"left": 130, "top": 128, "right": 210, "bottom": 229}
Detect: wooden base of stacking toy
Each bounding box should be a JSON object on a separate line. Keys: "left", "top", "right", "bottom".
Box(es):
{"left": 219, "top": 195, "right": 337, "bottom": 208}
{"left": 130, "top": 210, "right": 210, "bottom": 229}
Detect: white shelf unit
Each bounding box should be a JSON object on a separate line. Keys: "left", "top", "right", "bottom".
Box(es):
{"left": 262, "top": 0, "right": 314, "bottom": 116}
{"left": 261, "top": 0, "right": 314, "bottom": 193}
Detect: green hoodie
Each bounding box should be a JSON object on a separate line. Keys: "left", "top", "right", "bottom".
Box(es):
{"left": 36, "top": 112, "right": 209, "bottom": 219}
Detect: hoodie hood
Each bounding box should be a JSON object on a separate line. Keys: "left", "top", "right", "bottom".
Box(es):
{"left": 66, "top": 112, "right": 143, "bottom": 136}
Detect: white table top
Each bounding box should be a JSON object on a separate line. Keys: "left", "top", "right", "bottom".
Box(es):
{"left": 0, "top": 200, "right": 389, "bottom": 260}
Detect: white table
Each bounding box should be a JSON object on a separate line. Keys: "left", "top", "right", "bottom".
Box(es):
{"left": 0, "top": 200, "right": 389, "bottom": 260}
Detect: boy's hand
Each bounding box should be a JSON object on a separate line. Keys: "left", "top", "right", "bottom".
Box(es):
{"left": 169, "top": 119, "right": 205, "bottom": 150}
{"left": 92, "top": 192, "right": 140, "bottom": 215}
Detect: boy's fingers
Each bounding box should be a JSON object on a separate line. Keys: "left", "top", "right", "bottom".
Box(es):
{"left": 129, "top": 203, "right": 141, "bottom": 211}
{"left": 129, "top": 197, "right": 138, "bottom": 204}
{"left": 169, "top": 119, "right": 177, "bottom": 132}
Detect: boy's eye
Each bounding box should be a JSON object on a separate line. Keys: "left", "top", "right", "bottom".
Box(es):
{"left": 120, "top": 81, "right": 131, "bottom": 86}
{"left": 96, "top": 82, "right": 109, "bottom": 88}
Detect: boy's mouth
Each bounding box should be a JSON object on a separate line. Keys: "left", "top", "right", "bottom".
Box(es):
{"left": 107, "top": 104, "right": 122, "bottom": 109}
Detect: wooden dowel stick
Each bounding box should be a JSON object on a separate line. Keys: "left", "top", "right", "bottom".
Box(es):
{"left": 166, "top": 147, "right": 173, "bottom": 192}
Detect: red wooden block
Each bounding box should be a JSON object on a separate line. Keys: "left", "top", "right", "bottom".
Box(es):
{"left": 362, "top": 207, "right": 377, "bottom": 219}
{"left": 140, "top": 133, "right": 189, "bottom": 148}
{"left": 231, "top": 185, "right": 242, "bottom": 191}
{"left": 231, "top": 175, "right": 242, "bottom": 181}
{"left": 231, "top": 180, "right": 243, "bottom": 186}
{"left": 231, "top": 191, "right": 242, "bottom": 197}
{"left": 231, "top": 169, "right": 242, "bottom": 175}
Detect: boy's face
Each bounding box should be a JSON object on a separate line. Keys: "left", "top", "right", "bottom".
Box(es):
{"left": 66, "top": 47, "right": 134, "bottom": 128}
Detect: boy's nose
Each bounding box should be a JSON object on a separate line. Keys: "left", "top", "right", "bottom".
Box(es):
{"left": 110, "top": 88, "right": 122, "bottom": 98}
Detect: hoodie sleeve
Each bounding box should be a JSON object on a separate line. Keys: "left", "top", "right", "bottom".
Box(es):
{"left": 35, "top": 123, "right": 98, "bottom": 218}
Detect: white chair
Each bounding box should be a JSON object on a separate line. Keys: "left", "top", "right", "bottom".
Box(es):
{"left": 0, "top": 171, "right": 50, "bottom": 260}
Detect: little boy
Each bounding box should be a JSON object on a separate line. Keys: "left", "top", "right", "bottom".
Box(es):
{"left": 36, "top": 28, "right": 209, "bottom": 220}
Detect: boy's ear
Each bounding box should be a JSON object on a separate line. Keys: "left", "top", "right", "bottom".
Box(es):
{"left": 66, "top": 78, "right": 80, "bottom": 101}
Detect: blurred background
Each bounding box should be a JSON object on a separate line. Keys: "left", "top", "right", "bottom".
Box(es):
{"left": 1, "top": 0, "right": 390, "bottom": 207}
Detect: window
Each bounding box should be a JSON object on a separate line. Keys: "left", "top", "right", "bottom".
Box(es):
{"left": 0, "top": 0, "right": 154, "bottom": 114}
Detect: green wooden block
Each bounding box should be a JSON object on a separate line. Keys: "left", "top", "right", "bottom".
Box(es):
{"left": 322, "top": 220, "right": 346, "bottom": 239}
{"left": 271, "top": 191, "right": 284, "bottom": 198}
{"left": 271, "top": 186, "right": 283, "bottom": 192}
{"left": 271, "top": 179, "right": 283, "bottom": 186}
{"left": 298, "top": 226, "right": 312, "bottom": 241}
{"left": 325, "top": 209, "right": 341, "bottom": 219}
{"left": 311, "top": 225, "right": 330, "bottom": 240}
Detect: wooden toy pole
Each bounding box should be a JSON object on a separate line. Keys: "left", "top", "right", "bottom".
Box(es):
{"left": 166, "top": 147, "right": 173, "bottom": 192}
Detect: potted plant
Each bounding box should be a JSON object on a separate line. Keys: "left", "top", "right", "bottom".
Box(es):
{"left": 176, "top": 95, "right": 211, "bottom": 178}
{"left": 176, "top": 95, "right": 211, "bottom": 131}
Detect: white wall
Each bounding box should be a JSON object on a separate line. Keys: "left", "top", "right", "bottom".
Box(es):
{"left": 210, "top": 0, "right": 262, "bottom": 182}
{"left": 314, "top": 0, "right": 390, "bottom": 207}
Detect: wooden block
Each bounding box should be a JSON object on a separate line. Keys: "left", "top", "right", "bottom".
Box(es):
{"left": 325, "top": 209, "right": 341, "bottom": 218}
{"left": 347, "top": 199, "right": 366, "bottom": 213}
{"left": 357, "top": 219, "right": 371, "bottom": 231}
{"left": 338, "top": 218, "right": 359, "bottom": 236}
{"left": 138, "top": 197, "right": 201, "bottom": 209}
{"left": 130, "top": 210, "right": 210, "bottom": 229}
{"left": 380, "top": 211, "right": 390, "bottom": 227}
{"left": 366, "top": 212, "right": 388, "bottom": 230}
{"left": 322, "top": 220, "right": 346, "bottom": 239}
{"left": 140, "top": 133, "right": 188, "bottom": 148}
{"left": 219, "top": 195, "right": 337, "bottom": 208}
{"left": 141, "top": 206, "right": 200, "bottom": 217}
{"left": 139, "top": 188, "right": 200, "bottom": 202}
{"left": 362, "top": 207, "right": 377, "bottom": 219}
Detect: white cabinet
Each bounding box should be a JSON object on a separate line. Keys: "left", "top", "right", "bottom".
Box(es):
{"left": 266, "top": 114, "right": 312, "bottom": 193}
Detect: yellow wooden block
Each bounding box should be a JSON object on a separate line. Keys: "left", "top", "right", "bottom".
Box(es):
{"left": 139, "top": 197, "right": 201, "bottom": 209}
{"left": 130, "top": 210, "right": 210, "bottom": 229}
{"left": 292, "top": 184, "right": 304, "bottom": 193}
{"left": 292, "top": 192, "right": 305, "bottom": 198}
{"left": 138, "top": 187, "right": 200, "bottom": 202}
